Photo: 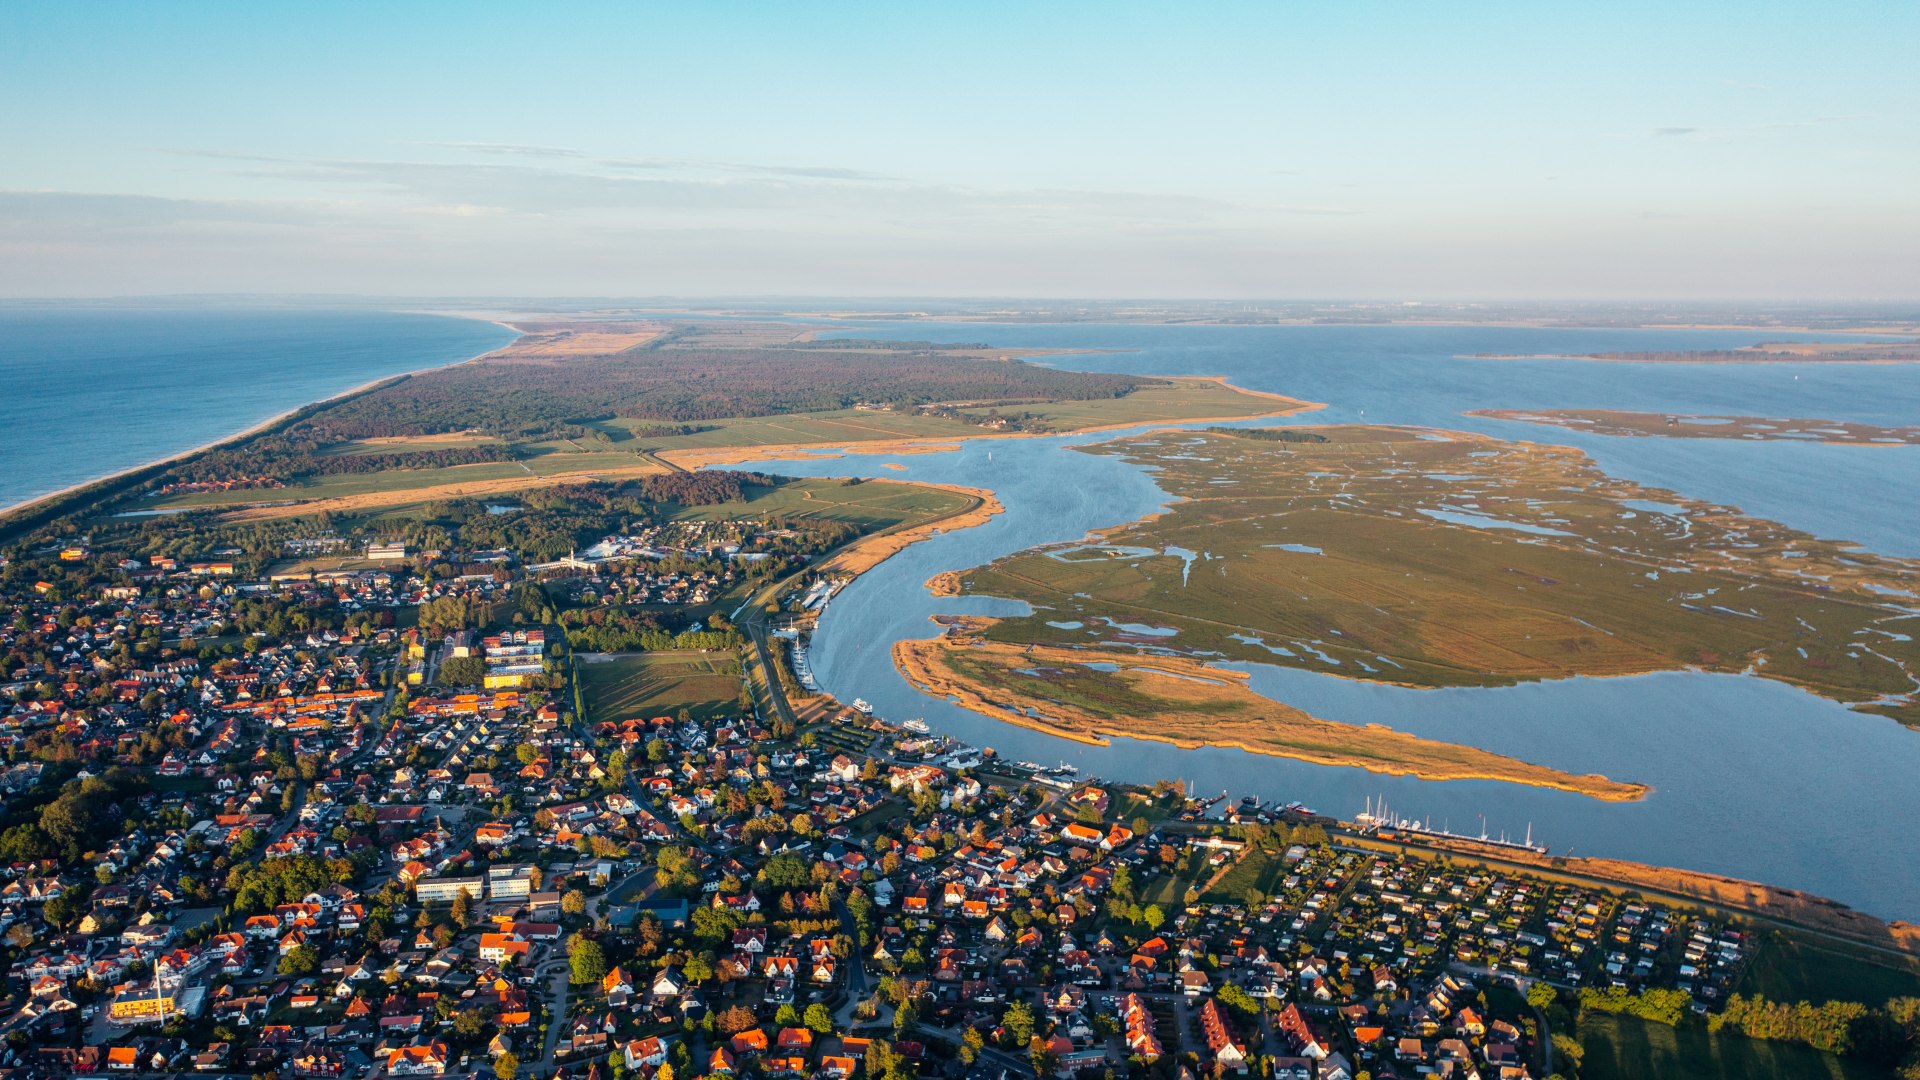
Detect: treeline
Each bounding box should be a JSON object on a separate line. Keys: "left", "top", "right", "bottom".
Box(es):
{"left": 559, "top": 604, "right": 743, "bottom": 652}
{"left": 629, "top": 423, "right": 718, "bottom": 439}
{"left": 1579, "top": 986, "right": 1695, "bottom": 1027}
{"left": 1208, "top": 427, "right": 1329, "bottom": 443}
{"left": 1576, "top": 986, "right": 1920, "bottom": 1073}
{"left": 166, "top": 437, "right": 516, "bottom": 483}
{"left": 299, "top": 345, "right": 1147, "bottom": 437}
{"left": 1709, "top": 993, "right": 1920, "bottom": 1067}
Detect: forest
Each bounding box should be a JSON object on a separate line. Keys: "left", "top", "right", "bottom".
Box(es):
{"left": 165, "top": 436, "right": 518, "bottom": 483}
{"left": 298, "top": 342, "right": 1148, "bottom": 438}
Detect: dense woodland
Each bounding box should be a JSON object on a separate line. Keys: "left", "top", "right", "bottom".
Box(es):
{"left": 166, "top": 435, "right": 518, "bottom": 483}
{"left": 298, "top": 344, "right": 1148, "bottom": 438}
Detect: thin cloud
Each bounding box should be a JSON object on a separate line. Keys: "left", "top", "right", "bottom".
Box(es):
{"left": 1652, "top": 127, "right": 1700, "bottom": 137}
{"left": 414, "top": 141, "right": 586, "bottom": 158}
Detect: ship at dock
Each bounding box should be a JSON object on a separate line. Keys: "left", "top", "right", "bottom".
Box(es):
{"left": 1354, "top": 795, "right": 1547, "bottom": 854}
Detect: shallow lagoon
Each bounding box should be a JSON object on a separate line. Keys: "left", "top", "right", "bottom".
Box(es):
{"left": 735, "top": 323, "right": 1920, "bottom": 919}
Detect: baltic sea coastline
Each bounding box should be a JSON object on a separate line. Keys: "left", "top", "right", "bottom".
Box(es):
{"left": 0, "top": 311, "right": 522, "bottom": 519}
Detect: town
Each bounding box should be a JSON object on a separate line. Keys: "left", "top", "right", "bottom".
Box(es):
{"left": 0, "top": 513, "right": 1911, "bottom": 1080}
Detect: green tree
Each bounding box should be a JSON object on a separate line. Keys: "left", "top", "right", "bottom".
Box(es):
{"left": 1003, "top": 1001, "right": 1035, "bottom": 1046}
{"left": 494, "top": 1051, "right": 520, "bottom": 1080}
{"left": 804, "top": 1002, "right": 834, "bottom": 1034}
{"left": 569, "top": 935, "right": 609, "bottom": 987}
{"left": 278, "top": 944, "right": 319, "bottom": 976}
{"left": 1143, "top": 904, "right": 1165, "bottom": 932}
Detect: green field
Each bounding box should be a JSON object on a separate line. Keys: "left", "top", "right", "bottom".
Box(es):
{"left": 1201, "top": 846, "right": 1292, "bottom": 904}
{"left": 1740, "top": 934, "right": 1920, "bottom": 1008}
{"left": 577, "top": 651, "right": 743, "bottom": 723}
{"left": 1577, "top": 1014, "right": 1890, "bottom": 1080}
{"left": 621, "top": 377, "right": 1290, "bottom": 457}
{"left": 669, "top": 477, "right": 972, "bottom": 529}
{"left": 1137, "top": 851, "right": 1215, "bottom": 908}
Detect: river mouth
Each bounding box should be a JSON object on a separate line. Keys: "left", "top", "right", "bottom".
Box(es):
{"left": 702, "top": 323, "right": 1920, "bottom": 921}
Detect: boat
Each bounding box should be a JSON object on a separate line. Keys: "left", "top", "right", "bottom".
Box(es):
{"left": 1357, "top": 795, "right": 1546, "bottom": 854}
{"left": 850, "top": 699, "right": 873, "bottom": 715}
{"left": 900, "top": 718, "right": 931, "bottom": 734}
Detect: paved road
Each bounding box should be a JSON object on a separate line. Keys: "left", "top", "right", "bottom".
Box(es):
{"left": 537, "top": 955, "right": 572, "bottom": 1070}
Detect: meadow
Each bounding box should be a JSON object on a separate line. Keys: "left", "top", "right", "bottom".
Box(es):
{"left": 1576, "top": 1014, "right": 1890, "bottom": 1080}
{"left": 576, "top": 650, "right": 743, "bottom": 724}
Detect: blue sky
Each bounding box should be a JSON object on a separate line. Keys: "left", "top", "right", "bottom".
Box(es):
{"left": 2, "top": 1, "right": 1915, "bottom": 298}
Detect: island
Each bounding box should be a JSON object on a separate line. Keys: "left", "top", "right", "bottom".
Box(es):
{"left": 911, "top": 425, "right": 1920, "bottom": 732}
{"left": 1463, "top": 339, "right": 1920, "bottom": 363}
{"left": 1470, "top": 408, "right": 1920, "bottom": 446}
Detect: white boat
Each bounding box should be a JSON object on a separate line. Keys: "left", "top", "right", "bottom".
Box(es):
{"left": 901, "top": 718, "right": 931, "bottom": 734}
{"left": 850, "top": 699, "right": 873, "bottom": 715}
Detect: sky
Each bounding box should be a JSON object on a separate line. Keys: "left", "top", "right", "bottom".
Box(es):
{"left": 2, "top": 1, "right": 1916, "bottom": 300}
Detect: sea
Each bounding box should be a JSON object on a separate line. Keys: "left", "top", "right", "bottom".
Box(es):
{"left": 734, "top": 322, "right": 1920, "bottom": 921}
{"left": 0, "top": 308, "right": 514, "bottom": 511}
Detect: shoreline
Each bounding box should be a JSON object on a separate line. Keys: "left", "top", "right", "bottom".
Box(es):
{"left": 0, "top": 317, "right": 526, "bottom": 523}
{"left": 890, "top": 625, "right": 1648, "bottom": 802}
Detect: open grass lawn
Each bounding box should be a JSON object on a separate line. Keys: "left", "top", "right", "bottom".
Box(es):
{"left": 622, "top": 377, "right": 1291, "bottom": 455}
{"left": 627, "top": 409, "right": 973, "bottom": 453}
{"left": 1740, "top": 933, "right": 1920, "bottom": 1007}
{"left": 577, "top": 650, "right": 743, "bottom": 723}
{"left": 1202, "top": 846, "right": 1293, "bottom": 904}
{"left": 1137, "top": 851, "right": 1215, "bottom": 908}
{"left": 671, "top": 477, "right": 972, "bottom": 530}
{"left": 1577, "top": 1014, "right": 1890, "bottom": 1080}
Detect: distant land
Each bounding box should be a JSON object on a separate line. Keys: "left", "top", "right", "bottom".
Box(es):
{"left": 1474, "top": 408, "right": 1920, "bottom": 447}
{"left": 1465, "top": 339, "right": 1920, "bottom": 364}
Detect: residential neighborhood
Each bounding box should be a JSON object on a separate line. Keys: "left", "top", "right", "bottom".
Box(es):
{"left": 0, "top": 518, "right": 1893, "bottom": 1080}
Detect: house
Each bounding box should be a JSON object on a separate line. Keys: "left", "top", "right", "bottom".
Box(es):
{"left": 624, "top": 1037, "right": 669, "bottom": 1071}
{"left": 478, "top": 933, "right": 531, "bottom": 964}
{"left": 1198, "top": 998, "right": 1248, "bottom": 1070}
{"left": 385, "top": 1041, "right": 450, "bottom": 1076}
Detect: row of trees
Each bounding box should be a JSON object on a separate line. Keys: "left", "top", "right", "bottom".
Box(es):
{"left": 1711, "top": 993, "right": 1920, "bottom": 1068}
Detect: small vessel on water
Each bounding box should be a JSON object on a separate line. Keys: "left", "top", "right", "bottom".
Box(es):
{"left": 900, "top": 717, "right": 931, "bottom": 734}
{"left": 850, "top": 699, "right": 873, "bottom": 715}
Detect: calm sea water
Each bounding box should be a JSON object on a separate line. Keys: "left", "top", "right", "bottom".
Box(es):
{"left": 739, "top": 323, "right": 1920, "bottom": 919}
{"left": 0, "top": 309, "right": 514, "bottom": 510}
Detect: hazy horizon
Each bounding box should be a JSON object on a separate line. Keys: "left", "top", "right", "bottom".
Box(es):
{"left": 4, "top": 1, "right": 1916, "bottom": 300}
